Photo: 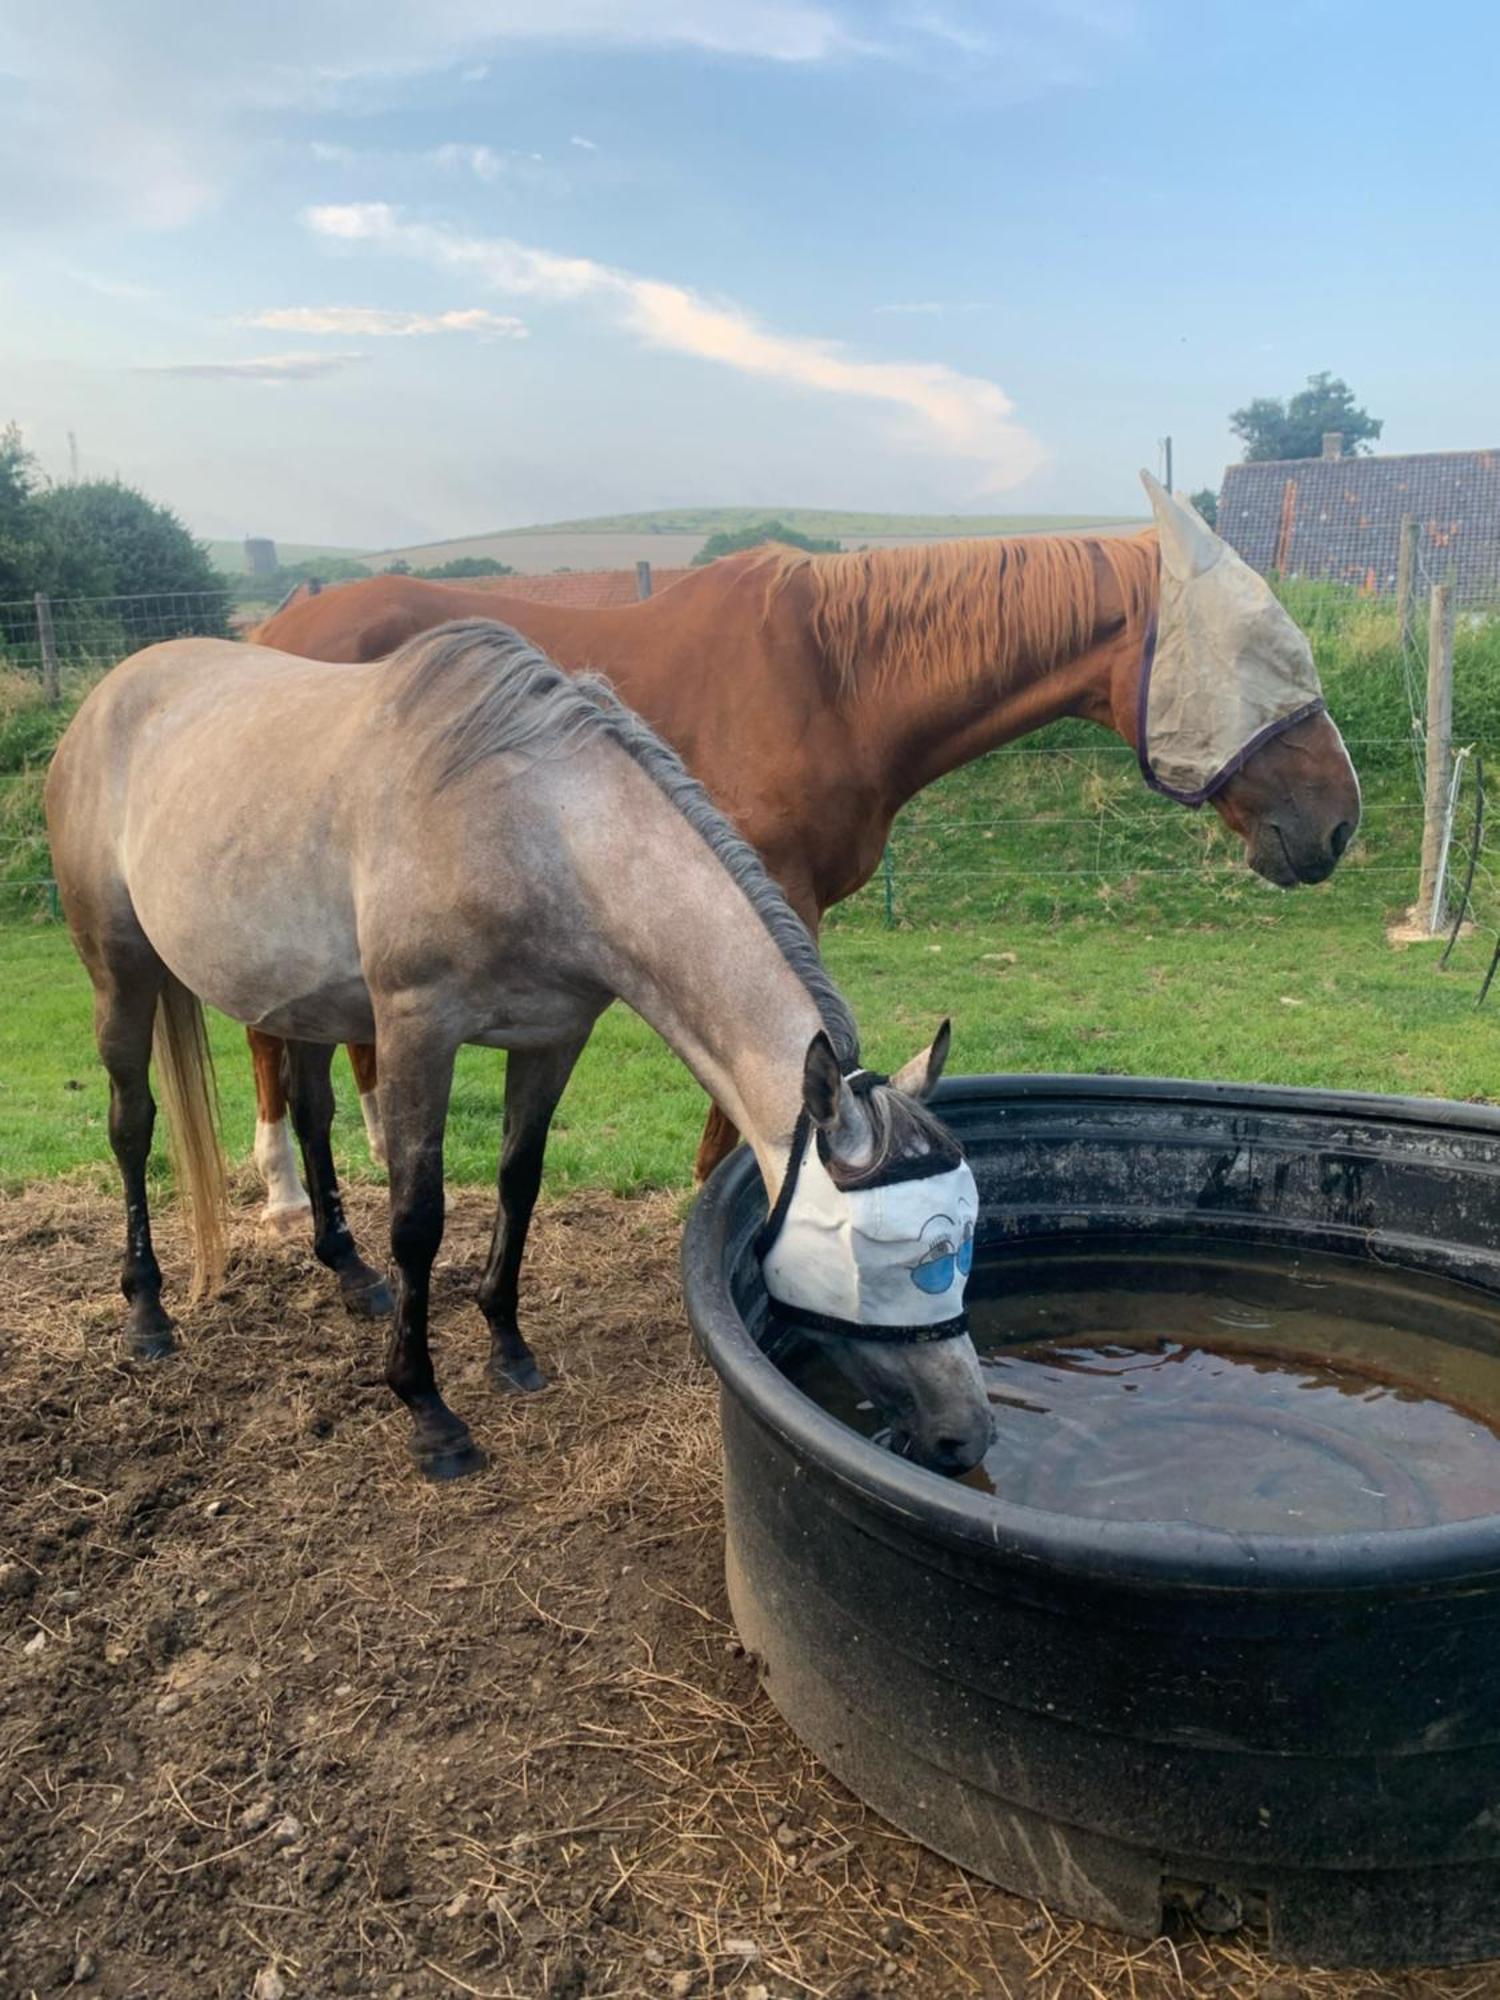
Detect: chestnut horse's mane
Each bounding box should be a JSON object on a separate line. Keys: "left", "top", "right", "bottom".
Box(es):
{"left": 758, "top": 530, "right": 1159, "bottom": 702}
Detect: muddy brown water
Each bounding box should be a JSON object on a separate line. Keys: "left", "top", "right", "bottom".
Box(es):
{"left": 784, "top": 1239, "right": 1500, "bottom": 1535}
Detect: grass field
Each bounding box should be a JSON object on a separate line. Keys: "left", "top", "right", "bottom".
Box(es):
{"left": 5, "top": 899, "right": 1499, "bottom": 1199}
{"left": 7, "top": 579, "right": 1500, "bottom": 1197}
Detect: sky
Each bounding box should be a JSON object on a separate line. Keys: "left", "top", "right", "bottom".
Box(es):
{"left": 2, "top": 0, "right": 1497, "bottom": 549}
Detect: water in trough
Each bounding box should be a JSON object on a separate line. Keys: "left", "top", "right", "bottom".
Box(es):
{"left": 782, "top": 1238, "right": 1500, "bottom": 1534}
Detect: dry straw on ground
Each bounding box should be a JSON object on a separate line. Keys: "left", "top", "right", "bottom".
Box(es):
{"left": 1, "top": 1181, "right": 1492, "bottom": 1998}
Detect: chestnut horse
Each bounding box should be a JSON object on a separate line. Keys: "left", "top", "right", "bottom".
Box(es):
{"left": 250, "top": 530, "right": 1358, "bottom": 1209}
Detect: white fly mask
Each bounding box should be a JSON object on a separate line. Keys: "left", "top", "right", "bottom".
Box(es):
{"left": 1139, "top": 470, "right": 1327, "bottom": 805}
{"left": 757, "top": 1071, "right": 978, "bottom": 1345}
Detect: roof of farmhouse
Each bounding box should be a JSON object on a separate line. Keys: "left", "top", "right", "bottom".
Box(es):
{"left": 1217, "top": 443, "right": 1500, "bottom": 602}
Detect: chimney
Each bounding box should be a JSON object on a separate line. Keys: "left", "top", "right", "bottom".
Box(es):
{"left": 1321, "top": 432, "right": 1344, "bottom": 460}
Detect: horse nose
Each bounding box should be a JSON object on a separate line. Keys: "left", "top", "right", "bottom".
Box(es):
{"left": 931, "top": 1428, "right": 991, "bottom": 1476}
{"left": 1329, "top": 819, "right": 1355, "bottom": 860}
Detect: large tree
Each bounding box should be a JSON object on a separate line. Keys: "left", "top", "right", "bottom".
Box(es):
{"left": 1230, "top": 373, "right": 1383, "bottom": 462}
{"left": 31, "top": 478, "right": 228, "bottom": 642}
{"left": 0, "top": 424, "right": 57, "bottom": 601}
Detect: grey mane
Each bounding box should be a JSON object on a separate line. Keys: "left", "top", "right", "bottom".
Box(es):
{"left": 385, "top": 618, "right": 860, "bottom": 1066}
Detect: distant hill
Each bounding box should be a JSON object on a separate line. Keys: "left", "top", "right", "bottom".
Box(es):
{"left": 366, "top": 507, "right": 1147, "bottom": 576}
{"left": 467, "top": 507, "right": 1144, "bottom": 540}
{"left": 206, "top": 538, "right": 369, "bottom": 576}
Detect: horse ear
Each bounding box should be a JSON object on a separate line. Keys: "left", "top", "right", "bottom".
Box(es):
{"left": 891, "top": 1019, "right": 952, "bottom": 1101}
{"left": 1140, "top": 469, "right": 1223, "bottom": 582}
{"left": 802, "top": 1031, "right": 845, "bottom": 1129}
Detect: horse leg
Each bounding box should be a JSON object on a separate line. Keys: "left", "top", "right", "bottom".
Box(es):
{"left": 249, "top": 1028, "right": 313, "bottom": 1236}
{"left": 346, "top": 1041, "right": 385, "bottom": 1163}
{"left": 94, "top": 955, "right": 175, "bottom": 1360}
{"left": 377, "top": 1026, "right": 481, "bottom": 1480}
{"left": 478, "top": 1035, "right": 589, "bottom": 1394}
{"left": 281, "top": 1040, "right": 394, "bottom": 1319}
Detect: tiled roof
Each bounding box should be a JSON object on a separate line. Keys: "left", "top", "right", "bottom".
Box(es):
{"left": 1217, "top": 450, "right": 1500, "bottom": 602}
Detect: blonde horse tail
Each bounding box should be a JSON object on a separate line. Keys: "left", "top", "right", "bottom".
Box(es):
{"left": 152, "top": 973, "right": 229, "bottom": 1301}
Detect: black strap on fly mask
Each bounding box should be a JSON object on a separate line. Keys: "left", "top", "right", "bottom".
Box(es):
{"left": 755, "top": 1065, "right": 971, "bottom": 1348}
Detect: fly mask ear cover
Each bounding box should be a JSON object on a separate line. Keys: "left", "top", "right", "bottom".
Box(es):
{"left": 756, "top": 1071, "right": 978, "bottom": 1344}
{"left": 1138, "top": 470, "right": 1328, "bottom": 806}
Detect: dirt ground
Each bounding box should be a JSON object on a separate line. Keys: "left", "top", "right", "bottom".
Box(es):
{"left": 2, "top": 1182, "right": 1495, "bottom": 2000}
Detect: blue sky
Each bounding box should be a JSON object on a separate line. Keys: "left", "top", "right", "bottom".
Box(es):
{"left": 2, "top": 1, "right": 1496, "bottom": 547}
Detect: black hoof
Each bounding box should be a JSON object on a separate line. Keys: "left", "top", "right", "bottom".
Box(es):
{"left": 413, "top": 1432, "right": 487, "bottom": 1482}
{"left": 341, "top": 1269, "right": 394, "bottom": 1319}
{"left": 124, "top": 1307, "right": 176, "bottom": 1361}
{"left": 488, "top": 1355, "right": 548, "bottom": 1395}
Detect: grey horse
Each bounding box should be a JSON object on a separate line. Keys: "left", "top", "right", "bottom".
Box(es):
{"left": 45, "top": 620, "right": 993, "bottom": 1480}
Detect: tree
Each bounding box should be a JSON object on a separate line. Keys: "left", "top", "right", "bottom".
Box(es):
{"left": 416, "top": 555, "right": 515, "bottom": 579}
{"left": 36, "top": 480, "right": 222, "bottom": 598}
{"left": 1229, "top": 373, "right": 1383, "bottom": 462}
{"left": 33, "top": 479, "right": 227, "bottom": 638}
{"left": 1189, "top": 487, "right": 1219, "bottom": 528}
{"left": 0, "top": 424, "right": 58, "bottom": 601}
{"left": 692, "top": 517, "right": 843, "bottom": 565}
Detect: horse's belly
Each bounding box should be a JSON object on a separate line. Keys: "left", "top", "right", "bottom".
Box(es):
{"left": 127, "top": 865, "right": 371, "bottom": 1040}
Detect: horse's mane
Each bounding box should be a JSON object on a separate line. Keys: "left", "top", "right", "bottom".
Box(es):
{"left": 383, "top": 618, "right": 861, "bottom": 1067}
{"left": 756, "top": 530, "right": 1159, "bottom": 702}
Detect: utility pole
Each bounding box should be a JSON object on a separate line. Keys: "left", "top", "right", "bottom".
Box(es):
{"left": 1160, "top": 436, "right": 1174, "bottom": 493}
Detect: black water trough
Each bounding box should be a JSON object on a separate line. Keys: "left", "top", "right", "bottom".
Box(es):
{"left": 682, "top": 1076, "right": 1500, "bottom": 1968}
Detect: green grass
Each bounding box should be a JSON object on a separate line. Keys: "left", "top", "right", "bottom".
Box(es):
{"left": 4, "top": 904, "right": 1499, "bottom": 1199}
{"left": 7, "top": 579, "right": 1500, "bottom": 1199}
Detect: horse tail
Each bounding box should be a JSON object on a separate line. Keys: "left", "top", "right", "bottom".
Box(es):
{"left": 152, "top": 973, "right": 229, "bottom": 1300}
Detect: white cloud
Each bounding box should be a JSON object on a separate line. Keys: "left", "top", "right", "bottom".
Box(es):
{"left": 244, "top": 305, "right": 528, "bottom": 338}
{"left": 306, "top": 203, "right": 1042, "bottom": 487}
{"left": 134, "top": 352, "right": 367, "bottom": 383}
{"left": 569, "top": 134, "right": 600, "bottom": 150}
{"left": 0, "top": 3, "right": 1135, "bottom": 230}
{"left": 430, "top": 141, "right": 547, "bottom": 182}
{"left": 62, "top": 267, "right": 161, "bottom": 303}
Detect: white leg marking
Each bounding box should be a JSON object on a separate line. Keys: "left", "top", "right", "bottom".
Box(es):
{"left": 255, "top": 1116, "right": 312, "bottom": 1236}
{"left": 359, "top": 1090, "right": 388, "bottom": 1164}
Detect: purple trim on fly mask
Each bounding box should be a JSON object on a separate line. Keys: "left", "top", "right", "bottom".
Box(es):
{"left": 1133, "top": 610, "right": 1327, "bottom": 808}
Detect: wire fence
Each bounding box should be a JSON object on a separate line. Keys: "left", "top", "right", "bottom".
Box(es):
{"left": 827, "top": 738, "right": 1430, "bottom": 932}
{"left": 0, "top": 585, "right": 1475, "bottom": 936}
{"left": 0, "top": 589, "right": 237, "bottom": 694}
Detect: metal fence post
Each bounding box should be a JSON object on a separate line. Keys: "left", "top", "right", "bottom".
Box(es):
{"left": 635, "top": 560, "right": 652, "bottom": 600}
{"left": 882, "top": 846, "right": 895, "bottom": 928}
{"left": 35, "top": 592, "right": 59, "bottom": 704}
{"left": 1417, "top": 582, "right": 1455, "bottom": 932}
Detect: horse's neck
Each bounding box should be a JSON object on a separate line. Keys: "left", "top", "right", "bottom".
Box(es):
{"left": 841, "top": 536, "right": 1158, "bottom": 810}
{"left": 574, "top": 771, "right": 822, "bottom": 1197}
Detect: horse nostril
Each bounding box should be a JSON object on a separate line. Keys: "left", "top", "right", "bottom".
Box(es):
{"left": 1329, "top": 819, "right": 1355, "bottom": 860}
{"left": 935, "top": 1433, "right": 988, "bottom": 1473}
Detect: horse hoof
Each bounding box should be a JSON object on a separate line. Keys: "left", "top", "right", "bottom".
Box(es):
{"left": 414, "top": 1434, "right": 487, "bottom": 1482}
{"left": 260, "top": 1201, "right": 312, "bottom": 1241}
{"left": 489, "top": 1356, "right": 548, "bottom": 1395}
{"left": 124, "top": 1309, "right": 176, "bottom": 1361}
{"left": 127, "top": 1328, "right": 177, "bottom": 1361}
{"left": 341, "top": 1272, "right": 394, "bottom": 1319}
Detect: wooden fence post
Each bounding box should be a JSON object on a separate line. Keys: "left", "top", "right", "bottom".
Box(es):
{"left": 1397, "top": 515, "right": 1419, "bottom": 645}
{"left": 34, "top": 592, "right": 59, "bottom": 705}
{"left": 1417, "top": 582, "right": 1455, "bottom": 932}
{"left": 634, "top": 560, "right": 652, "bottom": 600}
